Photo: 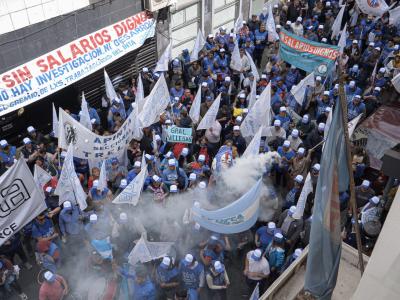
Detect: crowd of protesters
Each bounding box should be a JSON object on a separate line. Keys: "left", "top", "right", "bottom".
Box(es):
{"left": 0, "top": 0, "right": 399, "bottom": 299}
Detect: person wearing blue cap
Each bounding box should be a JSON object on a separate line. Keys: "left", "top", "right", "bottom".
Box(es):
{"left": 178, "top": 254, "right": 205, "bottom": 300}
{"left": 155, "top": 256, "right": 180, "bottom": 299}
{"left": 205, "top": 260, "right": 230, "bottom": 299}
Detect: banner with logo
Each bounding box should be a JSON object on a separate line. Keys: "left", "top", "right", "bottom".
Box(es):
{"left": 166, "top": 126, "right": 193, "bottom": 143}
{"left": 279, "top": 29, "right": 340, "bottom": 76}
{"left": 0, "top": 11, "right": 156, "bottom": 116}
{"left": 0, "top": 159, "right": 47, "bottom": 246}
{"left": 191, "top": 179, "right": 263, "bottom": 234}
{"left": 356, "top": 0, "right": 389, "bottom": 16}
{"left": 58, "top": 107, "right": 142, "bottom": 159}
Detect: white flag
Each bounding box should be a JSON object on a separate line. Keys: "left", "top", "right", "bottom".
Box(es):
{"left": 197, "top": 93, "right": 221, "bottom": 130}
{"left": 113, "top": 164, "right": 147, "bottom": 205}
{"left": 371, "top": 61, "right": 378, "bottom": 82}
{"left": 266, "top": 4, "right": 279, "bottom": 42}
{"left": 338, "top": 23, "right": 347, "bottom": 54}
{"left": 242, "top": 126, "right": 263, "bottom": 158}
{"left": 104, "top": 69, "right": 119, "bottom": 102}
{"left": 80, "top": 92, "right": 92, "bottom": 131}
{"left": 98, "top": 160, "right": 107, "bottom": 192}
{"left": 190, "top": 29, "right": 206, "bottom": 62}
{"left": 54, "top": 144, "right": 87, "bottom": 210}
{"left": 33, "top": 164, "right": 52, "bottom": 193}
{"left": 323, "top": 108, "right": 333, "bottom": 144}
{"left": 392, "top": 72, "right": 400, "bottom": 93}
{"left": 248, "top": 79, "right": 257, "bottom": 110}
{"left": 249, "top": 282, "right": 260, "bottom": 300}
{"left": 52, "top": 103, "right": 59, "bottom": 138}
{"left": 128, "top": 235, "right": 174, "bottom": 265}
{"left": 348, "top": 113, "right": 362, "bottom": 138}
{"left": 246, "top": 51, "right": 260, "bottom": 81}
{"left": 356, "top": 0, "right": 389, "bottom": 16}
{"left": 290, "top": 72, "right": 315, "bottom": 105}
{"left": 231, "top": 40, "right": 242, "bottom": 72}
{"left": 132, "top": 102, "right": 143, "bottom": 140}
{"left": 331, "top": 5, "right": 346, "bottom": 40}
{"left": 293, "top": 172, "right": 313, "bottom": 219}
{"left": 0, "top": 159, "right": 47, "bottom": 246}
{"left": 350, "top": 5, "right": 360, "bottom": 26}
{"left": 234, "top": 13, "right": 244, "bottom": 34}
{"left": 154, "top": 42, "right": 172, "bottom": 72}
{"left": 139, "top": 73, "right": 170, "bottom": 127}
{"left": 136, "top": 75, "right": 145, "bottom": 113}
{"left": 389, "top": 6, "right": 400, "bottom": 25}
{"left": 189, "top": 84, "right": 202, "bottom": 124}
{"left": 241, "top": 83, "right": 271, "bottom": 137}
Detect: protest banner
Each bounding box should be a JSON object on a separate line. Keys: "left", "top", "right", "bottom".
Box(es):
{"left": 166, "top": 126, "right": 193, "bottom": 143}
{"left": 0, "top": 11, "right": 156, "bottom": 116}
{"left": 279, "top": 29, "right": 340, "bottom": 76}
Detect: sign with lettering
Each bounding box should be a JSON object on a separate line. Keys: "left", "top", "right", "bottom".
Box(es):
{"left": 0, "top": 11, "right": 156, "bottom": 116}
{"left": 166, "top": 126, "right": 193, "bottom": 143}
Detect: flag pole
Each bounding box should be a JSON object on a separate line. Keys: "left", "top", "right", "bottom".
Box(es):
{"left": 337, "top": 65, "right": 365, "bottom": 274}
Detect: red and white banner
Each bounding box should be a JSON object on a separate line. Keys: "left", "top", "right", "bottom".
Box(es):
{"left": 0, "top": 11, "right": 156, "bottom": 116}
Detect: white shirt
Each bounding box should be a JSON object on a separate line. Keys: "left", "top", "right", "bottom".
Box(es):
{"left": 246, "top": 251, "right": 270, "bottom": 280}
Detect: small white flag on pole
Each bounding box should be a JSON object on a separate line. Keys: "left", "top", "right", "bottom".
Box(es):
{"left": 290, "top": 72, "right": 315, "bottom": 105}
{"left": 136, "top": 74, "right": 145, "bottom": 113}
{"left": 33, "top": 164, "right": 52, "bottom": 195}
{"left": 189, "top": 84, "right": 202, "bottom": 124}
{"left": 132, "top": 102, "right": 143, "bottom": 140}
{"left": 246, "top": 51, "right": 260, "bottom": 81}
{"left": 98, "top": 160, "right": 108, "bottom": 192}
{"left": 249, "top": 282, "right": 260, "bottom": 300}
{"left": 331, "top": 5, "right": 346, "bottom": 40}
{"left": 104, "top": 69, "right": 119, "bottom": 102}
{"left": 197, "top": 93, "right": 222, "bottom": 130}
{"left": 234, "top": 13, "right": 244, "bottom": 34}
{"left": 266, "top": 4, "right": 279, "bottom": 42}
{"left": 348, "top": 113, "right": 362, "bottom": 138}
{"left": 190, "top": 29, "right": 206, "bottom": 62}
{"left": 248, "top": 79, "right": 257, "bottom": 110}
{"left": 293, "top": 173, "right": 313, "bottom": 220}
{"left": 80, "top": 92, "right": 92, "bottom": 131}
{"left": 338, "top": 23, "right": 347, "bottom": 54}
{"left": 154, "top": 41, "right": 172, "bottom": 72}
{"left": 242, "top": 126, "right": 263, "bottom": 158}
{"left": 389, "top": 6, "right": 400, "bottom": 25}
{"left": 231, "top": 40, "right": 242, "bottom": 72}
{"left": 113, "top": 164, "right": 148, "bottom": 205}
{"left": 391, "top": 72, "right": 400, "bottom": 93}
{"left": 52, "top": 103, "right": 59, "bottom": 138}
{"left": 55, "top": 144, "right": 87, "bottom": 210}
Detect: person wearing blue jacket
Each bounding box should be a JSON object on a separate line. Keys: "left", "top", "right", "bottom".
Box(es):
{"left": 58, "top": 201, "right": 81, "bottom": 252}
{"left": 162, "top": 159, "right": 188, "bottom": 190}
{"left": 156, "top": 257, "right": 180, "bottom": 299}
{"left": 265, "top": 232, "right": 286, "bottom": 279}
{"left": 120, "top": 265, "right": 156, "bottom": 300}
{"left": 253, "top": 23, "right": 268, "bottom": 68}
{"left": 347, "top": 95, "right": 366, "bottom": 121}
{"left": 179, "top": 254, "right": 205, "bottom": 300}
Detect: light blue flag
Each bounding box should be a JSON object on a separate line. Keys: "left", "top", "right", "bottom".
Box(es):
{"left": 191, "top": 179, "right": 263, "bottom": 234}
{"left": 304, "top": 98, "right": 349, "bottom": 299}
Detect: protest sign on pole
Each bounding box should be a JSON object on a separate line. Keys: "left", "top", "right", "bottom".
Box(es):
{"left": 166, "top": 126, "right": 193, "bottom": 143}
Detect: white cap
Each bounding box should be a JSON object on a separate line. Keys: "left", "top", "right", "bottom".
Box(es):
{"left": 0, "top": 140, "right": 8, "bottom": 147}
{"left": 236, "top": 116, "right": 243, "bottom": 122}
{"left": 291, "top": 129, "right": 299, "bottom": 138}
{"left": 166, "top": 151, "right": 173, "bottom": 158}
{"left": 274, "top": 4, "right": 279, "bottom": 8}
{"left": 229, "top": 33, "right": 234, "bottom": 37}
{"left": 274, "top": 120, "right": 281, "bottom": 126}
{"left": 145, "top": 154, "right": 152, "bottom": 160}
{"left": 60, "top": 151, "right": 67, "bottom": 157}
{"left": 193, "top": 201, "right": 201, "bottom": 208}
{"left": 374, "top": 87, "right": 381, "bottom": 92}
{"left": 27, "top": 126, "right": 35, "bottom": 133}
{"left": 268, "top": 222, "right": 276, "bottom": 229}
{"left": 189, "top": 173, "right": 197, "bottom": 180}
{"left": 233, "top": 125, "right": 240, "bottom": 131}
{"left": 243, "top": 108, "right": 249, "bottom": 113}
{"left": 294, "top": 248, "right": 303, "bottom": 258}
{"left": 239, "top": 93, "right": 246, "bottom": 98}
{"left": 280, "top": 106, "right": 287, "bottom": 112}
{"left": 208, "top": 34, "right": 213, "bottom": 38}
{"left": 295, "top": 175, "right": 304, "bottom": 183}
{"left": 354, "top": 94, "right": 361, "bottom": 99}
{"left": 155, "top": 134, "right": 161, "bottom": 141}
{"left": 325, "top": 107, "right": 331, "bottom": 113}
{"left": 349, "top": 80, "right": 356, "bottom": 87}
{"left": 276, "top": 24, "right": 282, "bottom": 29}
{"left": 362, "top": 180, "right": 370, "bottom": 187}
{"left": 318, "top": 24, "right": 324, "bottom": 29}
{"left": 316, "top": 76, "right": 322, "bottom": 81}
{"left": 162, "top": 257, "right": 171, "bottom": 266}
{"left": 321, "top": 38, "right": 327, "bottom": 43}
{"left": 142, "top": 67, "right": 149, "bottom": 72}
{"left": 370, "top": 196, "right": 379, "bottom": 205}
{"left": 289, "top": 206, "right": 296, "bottom": 215}
{"left": 63, "top": 201, "right": 72, "bottom": 208}
{"left": 90, "top": 214, "right": 98, "bottom": 222}
{"left": 253, "top": 249, "right": 262, "bottom": 259}
{"left": 185, "top": 254, "right": 194, "bottom": 263}
{"left": 194, "top": 222, "right": 201, "bottom": 230}
{"left": 23, "top": 137, "right": 31, "bottom": 144}
{"left": 326, "top": 1, "right": 331, "bottom": 6}
{"left": 379, "top": 67, "right": 386, "bottom": 73}
{"left": 286, "top": 21, "right": 292, "bottom": 25}
{"left": 198, "top": 154, "right": 206, "bottom": 162}
{"left": 170, "top": 185, "right": 178, "bottom": 192}
{"left": 323, "top": 91, "right": 330, "bottom": 96}
{"left": 334, "top": 84, "right": 339, "bottom": 90}
{"left": 352, "top": 40, "right": 358, "bottom": 44}
{"left": 165, "top": 119, "right": 172, "bottom": 124}
{"left": 297, "top": 17, "right": 302, "bottom": 22}
{"left": 274, "top": 232, "right": 284, "bottom": 239}
{"left": 91, "top": 118, "right": 96, "bottom": 124}
{"left": 201, "top": 82, "right": 208, "bottom": 87}
{"left": 92, "top": 180, "right": 99, "bottom": 188}
{"left": 369, "top": 42, "right": 375, "bottom": 47}
{"left": 225, "top": 76, "right": 231, "bottom": 82}
{"left": 198, "top": 181, "right": 207, "bottom": 189}
{"left": 119, "top": 212, "right": 128, "bottom": 221}
{"left": 283, "top": 140, "right": 291, "bottom": 147}
{"left": 134, "top": 161, "right": 141, "bottom": 168}
{"left": 45, "top": 186, "right": 52, "bottom": 193}
{"left": 44, "top": 271, "right": 55, "bottom": 281}
{"left": 313, "top": 163, "right": 321, "bottom": 171}
{"left": 120, "top": 179, "right": 128, "bottom": 187}
{"left": 298, "top": 147, "right": 305, "bottom": 155}
{"left": 374, "top": 47, "right": 381, "bottom": 51}
{"left": 219, "top": 48, "right": 225, "bottom": 53}
{"left": 181, "top": 148, "right": 189, "bottom": 156}
{"left": 214, "top": 261, "right": 223, "bottom": 271}
{"left": 302, "top": 114, "right": 309, "bottom": 122}
{"left": 152, "top": 175, "right": 160, "bottom": 182}
{"left": 318, "top": 122, "right": 325, "bottom": 131}
{"left": 261, "top": 74, "right": 267, "bottom": 79}
{"left": 168, "top": 159, "right": 175, "bottom": 166}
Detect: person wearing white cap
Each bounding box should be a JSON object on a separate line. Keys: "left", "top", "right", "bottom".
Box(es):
{"left": 348, "top": 92, "right": 366, "bottom": 121}
{"left": 162, "top": 157, "right": 188, "bottom": 190}
{"left": 108, "top": 157, "right": 127, "bottom": 191}
{"left": 284, "top": 174, "right": 304, "bottom": 209}
{"left": 244, "top": 248, "right": 270, "bottom": 294}
{"left": 275, "top": 140, "right": 295, "bottom": 187}
{"left": 26, "top": 125, "right": 45, "bottom": 145}
{"left": 274, "top": 106, "right": 291, "bottom": 131}
{"left": 89, "top": 178, "right": 112, "bottom": 203}
{"left": 206, "top": 260, "right": 230, "bottom": 298}
{"left": 126, "top": 160, "right": 142, "bottom": 184}
{"left": 59, "top": 199, "right": 81, "bottom": 245}
{"left": 20, "top": 137, "right": 38, "bottom": 168}
{"left": 277, "top": 205, "right": 304, "bottom": 253}
{"left": 360, "top": 196, "right": 381, "bottom": 228}
{"left": 39, "top": 271, "right": 68, "bottom": 300}
{"left": 281, "top": 248, "right": 303, "bottom": 272}
{"left": 148, "top": 174, "right": 169, "bottom": 204}
{"left": 355, "top": 179, "right": 376, "bottom": 208}
{"left": 155, "top": 256, "right": 180, "bottom": 298}
{"left": 286, "top": 128, "right": 302, "bottom": 151}
{"left": 291, "top": 16, "right": 304, "bottom": 36}
{"left": 255, "top": 222, "right": 277, "bottom": 250}
{"left": 265, "top": 232, "right": 286, "bottom": 278}
{"left": 271, "top": 119, "right": 287, "bottom": 141}
{"left": 316, "top": 90, "right": 332, "bottom": 119}
{"left": 253, "top": 23, "right": 268, "bottom": 68}
{"left": 0, "top": 139, "right": 17, "bottom": 167}
{"left": 179, "top": 253, "right": 205, "bottom": 299}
